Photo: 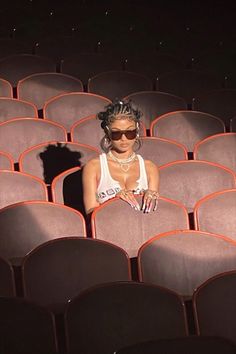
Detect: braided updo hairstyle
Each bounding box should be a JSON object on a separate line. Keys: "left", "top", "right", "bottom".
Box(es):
{"left": 97, "top": 100, "right": 142, "bottom": 152}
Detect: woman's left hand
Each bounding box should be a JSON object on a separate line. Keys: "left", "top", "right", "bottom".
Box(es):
{"left": 141, "top": 189, "right": 159, "bottom": 213}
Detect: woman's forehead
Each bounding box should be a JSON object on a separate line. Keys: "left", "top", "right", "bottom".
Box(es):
{"left": 110, "top": 117, "right": 136, "bottom": 129}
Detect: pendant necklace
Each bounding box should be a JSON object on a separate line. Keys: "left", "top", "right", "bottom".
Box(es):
{"left": 108, "top": 151, "right": 137, "bottom": 172}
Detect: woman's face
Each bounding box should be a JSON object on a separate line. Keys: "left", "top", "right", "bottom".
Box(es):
{"left": 108, "top": 117, "right": 137, "bottom": 153}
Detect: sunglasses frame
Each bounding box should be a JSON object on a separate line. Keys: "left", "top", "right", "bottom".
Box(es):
{"left": 108, "top": 128, "right": 138, "bottom": 141}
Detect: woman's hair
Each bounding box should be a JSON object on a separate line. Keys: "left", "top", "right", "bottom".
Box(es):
{"left": 98, "top": 100, "right": 142, "bottom": 152}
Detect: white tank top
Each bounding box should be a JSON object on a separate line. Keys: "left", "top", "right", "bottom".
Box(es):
{"left": 96, "top": 153, "right": 148, "bottom": 204}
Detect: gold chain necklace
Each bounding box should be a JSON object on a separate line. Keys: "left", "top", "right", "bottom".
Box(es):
{"left": 108, "top": 151, "right": 137, "bottom": 172}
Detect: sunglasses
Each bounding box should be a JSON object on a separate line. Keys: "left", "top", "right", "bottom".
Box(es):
{"left": 109, "top": 129, "right": 137, "bottom": 141}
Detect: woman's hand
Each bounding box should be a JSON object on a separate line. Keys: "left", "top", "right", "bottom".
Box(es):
{"left": 141, "top": 189, "right": 159, "bottom": 213}
{"left": 117, "top": 190, "right": 141, "bottom": 211}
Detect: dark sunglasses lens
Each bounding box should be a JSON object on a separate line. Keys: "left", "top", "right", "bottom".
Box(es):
{"left": 110, "top": 129, "right": 137, "bottom": 140}
{"left": 111, "top": 131, "right": 122, "bottom": 140}
{"left": 125, "top": 129, "right": 137, "bottom": 139}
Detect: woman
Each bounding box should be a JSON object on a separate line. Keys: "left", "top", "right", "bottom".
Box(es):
{"left": 82, "top": 100, "right": 159, "bottom": 215}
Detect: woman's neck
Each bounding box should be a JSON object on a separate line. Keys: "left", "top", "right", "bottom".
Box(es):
{"left": 109, "top": 149, "right": 134, "bottom": 160}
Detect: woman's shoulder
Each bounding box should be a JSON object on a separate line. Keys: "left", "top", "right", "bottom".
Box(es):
{"left": 141, "top": 157, "right": 159, "bottom": 173}
{"left": 84, "top": 155, "right": 101, "bottom": 169}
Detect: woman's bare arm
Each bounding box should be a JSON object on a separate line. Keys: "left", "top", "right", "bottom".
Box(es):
{"left": 142, "top": 160, "right": 160, "bottom": 212}
{"left": 82, "top": 159, "right": 100, "bottom": 215}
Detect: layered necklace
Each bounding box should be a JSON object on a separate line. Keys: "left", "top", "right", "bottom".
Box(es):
{"left": 108, "top": 151, "right": 137, "bottom": 172}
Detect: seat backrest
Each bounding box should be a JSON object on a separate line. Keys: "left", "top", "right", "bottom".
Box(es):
{"left": 0, "top": 296, "right": 58, "bottom": 354}
{"left": 124, "top": 54, "right": 185, "bottom": 81}
{"left": 150, "top": 111, "right": 225, "bottom": 152}
{"left": 22, "top": 237, "right": 131, "bottom": 312}
{"left": 51, "top": 166, "right": 84, "bottom": 214}
{"left": 0, "top": 201, "right": 86, "bottom": 264}
{"left": 0, "top": 54, "right": 56, "bottom": 86}
{"left": 194, "top": 189, "right": 236, "bottom": 240}
{"left": 0, "top": 171, "right": 48, "bottom": 209}
{"left": 70, "top": 114, "right": 147, "bottom": 149}
{"left": 159, "top": 161, "right": 236, "bottom": 212}
{"left": 138, "top": 137, "right": 188, "bottom": 166}
{"left": 138, "top": 230, "right": 236, "bottom": 297}
{"left": 157, "top": 70, "right": 221, "bottom": 105}
{"left": 19, "top": 141, "right": 99, "bottom": 183}
{"left": 0, "top": 78, "right": 13, "bottom": 97}
{"left": 193, "top": 89, "right": 236, "bottom": 128}
{"left": 61, "top": 53, "right": 122, "bottom": 85}
{"left": 193, "top": 133, "right": 236, "bottom": 173}
{"left": 0, "top": 118, "right": 67, "bottom": 162}
{"left": 0, "top": 151, "right": 14, "bottom": 170}
{"left": 91, "top": 196, "right": 189, "bottom": 257}
{"left": 65, "top": 282, "right": 188, "bottom": 354}
{"left": 0, "top": 97, "right": 38, "bottom": 123}
{"left": 123, "top": 91, "right": 187, "bottom": 128}
{"left": 193, "top": 270, "right": 236, "bottom": 346}
{"left": 43, "top": 92, "right": 111, "bottom": 131}
{"left": 88, "top": 70, "right": 153, "bottom": 101}
{"left": 18, "top": 72, "right": 84, "bottom": 110}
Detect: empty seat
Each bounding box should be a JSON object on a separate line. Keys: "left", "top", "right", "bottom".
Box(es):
{"left": 193, "top": 270, "right": 236, "bottom": 346}
{"left": 22, "top": 237, "right": 131, "bottom": 313}
{"left": 0, "top": 118, "right": 67, "bottom": 162}
{"left": 51, "top": 166, "right": 83, "bottom": 214}
{"left": 0, "top": 257, "right": 16, "bottom": 296}
{"left": 70, "top": 114, "right": 147, "bottom": 150}
{"left": 150, "top": 111, "right": 225, "bottom": 152}
{"left": 88, "top": 71, "right": 153, "bottom": 101}
{"left": 0, "top": 97, "right": 38, "bottom": 123}
{"left": 194, "top": 133, "right": 236, "bottom": 173}
{"left": 138, "top": 230, "right": 236, "bottom": 297}
{"left": 124, "top": 54, "right": 185, "bottom": 82}
{"left": 193, "top": 89, "right": 236, "bottom": 128}
{"left": 0, "top": 201, "right": 86, "bottom": 264}
{"left": 19, "top": 141, "right": 99, "bottom": 183}
{"left": 0, "top": 151, "right": 14, "bottom": 170}
{"left": 123, "top": 91, "right": 187, "bottom": 128}
{"left": 65, "top": 282, "right": 188, "bottom": 354}
{"left": 116, "top": 336, "right": 236, "bottom": 354}
{"left": 91, "top": 196, "right": 189, "bottom": 257}
{"left": 138, "top": 137, "right": 188, "bottom": 166}
{"left": 0, "top": 54, "right": 56, "bottom": 87}
{"left": 194, "top": 189, "right": 236, "bottom": 241}
{"left": 0, "top": 170, "right": 48, "bottom": 209}
{"left": 17, "top": 72, "right": 84, "bottom": 110}
{"left": 0, "top": 297, "right": 58, "bottom": 354}
{"left": 43, "top": 92, "right": 111, "bottom": 132}
{"left": 0, "top": 77, "right": 13, "bottom": 97}
{"left": 157, "top": 70, "right": 221, "bottom": 105}
{"left": 61, "top": 53, "right": 122, "bottom": 85}
{"left": 159, "top": 161, "right": 236, "bottom": 212}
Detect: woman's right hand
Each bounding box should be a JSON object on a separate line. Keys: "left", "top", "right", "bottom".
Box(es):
{"left": 117, "top": 190, "right": 140, "bottom": 211}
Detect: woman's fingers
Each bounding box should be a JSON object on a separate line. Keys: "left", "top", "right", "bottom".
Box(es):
{"left": 117, "top": 190, "right": 140, "bottom": 210}
{"left": 142, "top": 190, "right": 159, "bottom": 213}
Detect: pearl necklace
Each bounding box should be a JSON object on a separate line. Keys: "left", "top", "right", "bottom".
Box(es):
{"left": 108, "top": 151, "right": 137, "bottom": 172}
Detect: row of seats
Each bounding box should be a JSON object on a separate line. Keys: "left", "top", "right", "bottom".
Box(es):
{"left": 1, "top": 160, "right": 236, "bottom": 211}
{"left": 1, "top": 87, "right": 236, "bottom": 130}
{"left": 0, "top": 189, "right": 235, "bottom": 260}
{"left": 1, "top": 270, "right": 236, "bottom": 354}
{"left": 0, "top": 128, "right": 235, "bottom": 175}
{"left": 0, "top": 57, "right": 235, "bottom": 105}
